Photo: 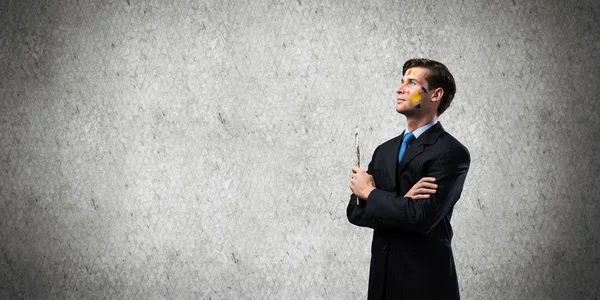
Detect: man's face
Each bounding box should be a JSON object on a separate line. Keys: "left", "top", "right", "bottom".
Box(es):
{"left": 395, "top": 67, "right": 432, "bottom": 115}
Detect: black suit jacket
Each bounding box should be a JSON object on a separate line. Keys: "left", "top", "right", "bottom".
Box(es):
{"left": 347, "top": 122, "right": 470, "bottom": 300}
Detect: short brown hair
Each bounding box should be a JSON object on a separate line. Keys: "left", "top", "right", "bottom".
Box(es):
{"left": 402, "top": 58, "right": 456, "bottom": 116}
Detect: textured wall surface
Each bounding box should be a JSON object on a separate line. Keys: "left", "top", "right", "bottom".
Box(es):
{"left": 1, "top": 0, "right": 599, "bottom": 299}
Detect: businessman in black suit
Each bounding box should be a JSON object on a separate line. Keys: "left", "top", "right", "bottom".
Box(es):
{"left": 348, "top": 58, "right": 470, "bottom": 300}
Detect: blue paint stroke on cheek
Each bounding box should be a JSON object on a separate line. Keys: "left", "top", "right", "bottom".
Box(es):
{"left": 416, "top": 104, "right": 421, "bottom": 108}
{"left": 421, "top": 87, "right": 428, "bottom": 94}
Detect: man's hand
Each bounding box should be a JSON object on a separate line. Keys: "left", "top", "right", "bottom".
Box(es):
{"left": 405, "top": 177, "right": 438, "bottom": 199}
{"left": 350, "top": 166, "right": 376, "bottom": 200}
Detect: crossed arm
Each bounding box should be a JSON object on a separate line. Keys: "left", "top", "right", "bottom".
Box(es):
{"left": 347, "top": 146, "right": 470, "bottom": 234}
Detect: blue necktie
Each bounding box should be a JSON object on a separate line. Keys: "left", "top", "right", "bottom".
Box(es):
{"left": 398, "top": 132, "right": 415, "bottom": 162}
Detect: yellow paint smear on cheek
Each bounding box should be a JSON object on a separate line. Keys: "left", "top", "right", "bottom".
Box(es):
{"left": 409, "top": 91, "right": 422, "bottom": 103}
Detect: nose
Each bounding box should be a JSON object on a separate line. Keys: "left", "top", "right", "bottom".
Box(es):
{"left": 396, "top": 84, "right": 405, "bottom": 94}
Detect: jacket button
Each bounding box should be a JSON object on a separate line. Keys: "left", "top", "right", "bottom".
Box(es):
{"left": 382, "top": 245, "right": 387, "bottom": 251}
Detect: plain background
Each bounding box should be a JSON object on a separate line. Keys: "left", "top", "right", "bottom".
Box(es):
{"left": 1, "top": 0, "right": 599, "bottom": 299}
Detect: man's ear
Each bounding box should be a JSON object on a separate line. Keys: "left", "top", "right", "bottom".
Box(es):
{"left": 430, "top": 87, "right": 444, "bottom": 103}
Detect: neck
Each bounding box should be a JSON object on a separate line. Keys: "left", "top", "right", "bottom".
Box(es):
{"left": 405, "top": 115, "right": 437, "bottom": 132}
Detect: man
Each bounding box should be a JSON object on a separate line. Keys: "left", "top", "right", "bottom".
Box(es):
{"left": 347, "top": 58, "right": 470, "bottom": 300}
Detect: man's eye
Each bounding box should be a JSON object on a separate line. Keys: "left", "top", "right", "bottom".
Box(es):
{"left": 409, "top": 82, "right": 416, "bottom": 86}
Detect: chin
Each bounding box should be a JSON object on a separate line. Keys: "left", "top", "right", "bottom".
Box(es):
{"left": 396, "top": 105, "right": 405, "bottom": 113}
{"left": 396, "top": 106, "right": 409, "bottom": 115}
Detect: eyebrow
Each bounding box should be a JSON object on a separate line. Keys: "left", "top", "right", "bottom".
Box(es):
{"left": 401, "top": 78, "right": 419, "bottom": 83}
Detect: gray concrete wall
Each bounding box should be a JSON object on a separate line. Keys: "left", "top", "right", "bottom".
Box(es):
{"left": 1, "top": 0, "right": 599, "bottom": 299}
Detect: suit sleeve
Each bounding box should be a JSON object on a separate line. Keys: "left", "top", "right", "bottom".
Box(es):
{"left": 346, "top": 146, "right": 380, "bottom": 229}
{"left": 365, "top": 145, "right": 470, "bottom": 234}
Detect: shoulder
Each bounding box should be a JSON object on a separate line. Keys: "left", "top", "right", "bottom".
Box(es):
{"left": 380, "top": 135, "right": 402, "bottom": 148}
{"left": 437, "top": 131, "right": 470, "bottom": 161}
{"left": 373, "top": 135, "right": 401, "bottom": 153}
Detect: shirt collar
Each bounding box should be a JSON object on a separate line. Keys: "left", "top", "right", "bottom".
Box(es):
{"left": 405, "top": 120, "right": 438, "bottom": 139}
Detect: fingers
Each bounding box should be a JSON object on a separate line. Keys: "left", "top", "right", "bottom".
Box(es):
{"left": 351, "top": 166, "right": 364, "bottom": 174}
{"left": 418, "top": 182, "right": 438, "bottom": 189}
{"left": 406, "top": 183, "right": 438, "bottom": 199}
{"left": 417, "top": 188, "right": 437, "bottom": 194}
{"left": 407, "top": 189, "right": 435, "bottom": 200}
{"left": 405, "top": 191, "right": 431, "bottom": 199}
{"left": 418, "top": 177, "right": 436, "bottom": 183}
{"left": 416, "top": 178, "right": 437, "bottom": 189}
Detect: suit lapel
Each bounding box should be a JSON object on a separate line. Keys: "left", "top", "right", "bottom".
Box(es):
{"left": 398, "top": 139, "right": 425, "bottom": 172}
{"left": 397, "top": 122, "right": 446, "bottom": 174}
{"left": 383, "top": 123, "right": 446, "bottom": 190}
{"left": 384, "top": 133, "right": 403, "bottom": 184}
